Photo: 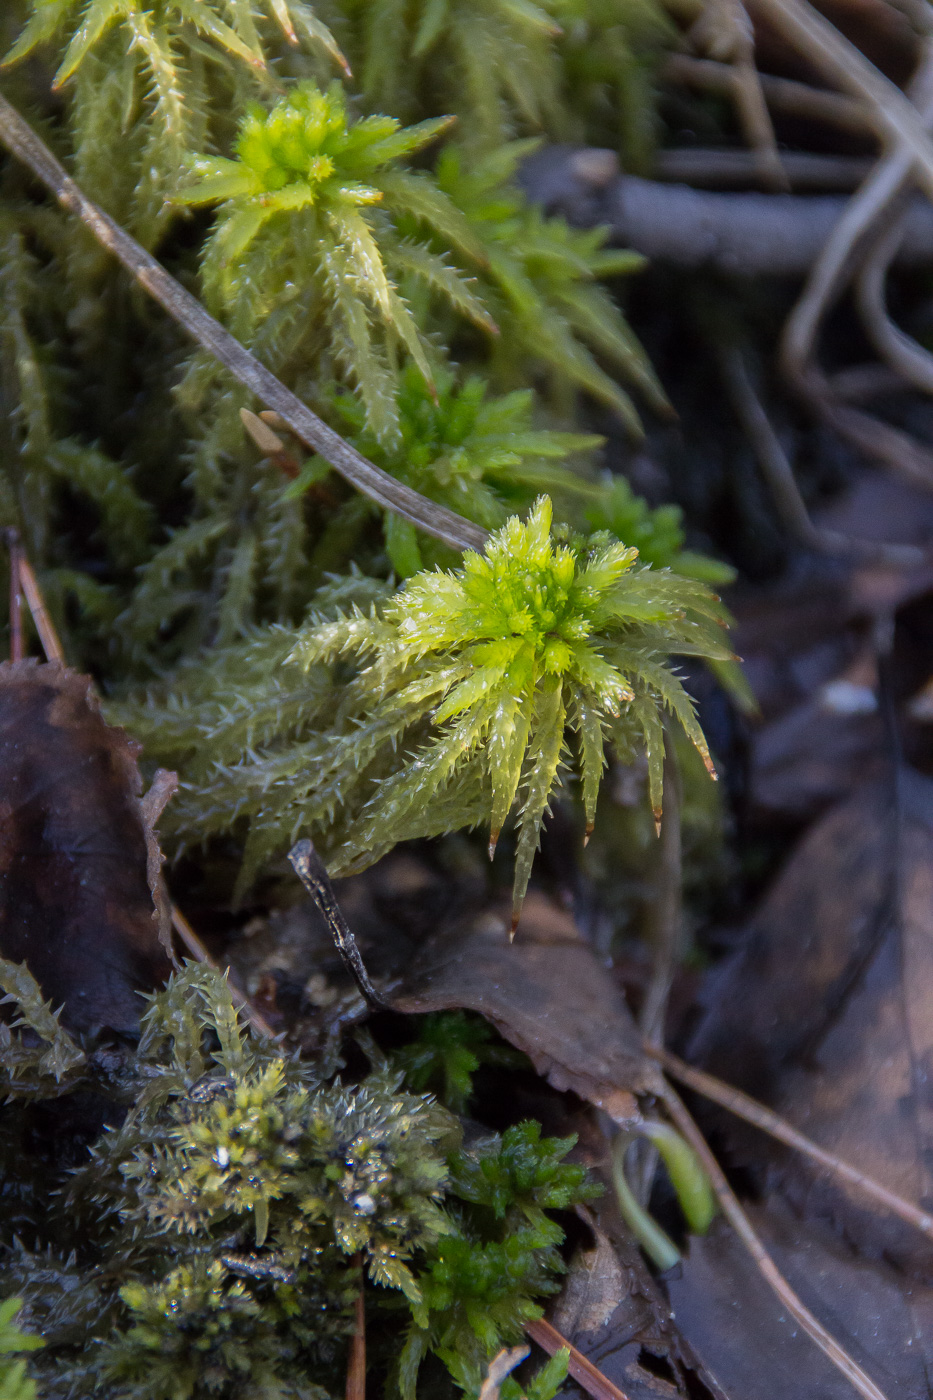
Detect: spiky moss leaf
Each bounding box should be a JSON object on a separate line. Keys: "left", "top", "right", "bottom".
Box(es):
{"left": 6, "top": 1, "right": 346, "bottom": 238}
{"left": 1, "top": 962, "right": 596, "bottom": 1398}
{"left": 181, "top": 80, "right": 484, "bottom": 442}
{"left": 410, "top": 143, "right": 668, "bottom": 429}
{"left": 335, "top": 0, "right": 673, "bottom": 162}
{"left": 0, "top": 958, "right": 86, "bottom": 1092}
{"left": 124, "top": 497, "right": 737, "bottom": 917}
{"left": 327, "top": 363, "right": 602, "bottom": 572}
{"left": 284, "top": 494, "right": 734, "bottom": 921}
{"left": 0, "top": 1297, "right": 43, "bottom": 1400}
{"left": 3, "top": 964, "right": 452, "bottom": 1398}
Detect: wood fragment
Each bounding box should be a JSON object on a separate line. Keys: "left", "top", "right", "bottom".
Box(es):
{"left": 478, "top": 1346, "right": 530, "bottom": 1400}
{"left": 649, "top": 1044, "right": 933, "bottom": 1243}
{"left": 659, "top": 1082, "right": 892, "bottom": 1400}
{"left": 518, "top": 151, "right": 933, "bottom": 278}
{"left": 288, "top": 839, "right": 389, "bottom": 1010}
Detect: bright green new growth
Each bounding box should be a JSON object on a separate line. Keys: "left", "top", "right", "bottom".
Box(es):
{"left": 430, "top": 142, "right": 668, "bottom": 431}
{"left": 182, "top": 79, "right": 491, "bottom": 442}
{"left": 330, "top": 363, "right": 603, "bottom": 574}
{"left": 586, "top": 476, "right": 738, "bottom": 585}
{"left": 5, "top": 1, "right": 347, "bottom": 241}
{"left": 289, "top": 495, "right": 731, "bottom": 924}
{"left": 0, "top": 1298, "right": 43, "bottom": 1400}
{"left": 334, "top": 0, "right": 672, "bottom": 166}
{"left": 119, "top": 496, "right": 732, "bottom": 913}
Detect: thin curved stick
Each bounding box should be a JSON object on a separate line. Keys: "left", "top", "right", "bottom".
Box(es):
{"left": 857, "top": 214, "right": 933, "bottom": 394}
{"left": 781, "top": 42, "right": 933, "bottom": 387}
{"left": 720, "top": 348, "right": 927, "bottom": 563}
{"left": 659, "top": 1081, "right": 892, "bottom": 1400}
{"left": 649, "top": 1045, "right": 933, "bottom": 1244}
{"left": 0, "top": 92, "right": 487, "bottom": 557}
{"left": 751, "top": 0, "right": 933, "bottom": 204}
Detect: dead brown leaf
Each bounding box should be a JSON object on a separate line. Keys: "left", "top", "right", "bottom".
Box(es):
{"left": 668, "top": 1203, "right": 933, "bottom": 1400}
{"left": 0, "top": 660, "right": 174, "bottom": 1034}
{"left": 392, "top": 892, "right": 659, "bottom": 1124}
{"left": 548, "top": 1208, "right": 730, "bottom": 1400}
{"left": 692, "top": 768, "right": 933, "bottom": 1275}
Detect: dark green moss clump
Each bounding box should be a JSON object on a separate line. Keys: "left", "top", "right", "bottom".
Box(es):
{"left": 0, "top": 962, "right": 595, "bottom": 1399}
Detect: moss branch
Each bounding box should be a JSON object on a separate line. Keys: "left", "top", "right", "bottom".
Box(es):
{"left": 0, "top": 90, "right": 487, "bottom": 555}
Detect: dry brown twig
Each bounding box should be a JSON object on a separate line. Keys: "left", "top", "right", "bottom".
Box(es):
{"left": 525, "top": 1318, "right": 634, "bottom": 1400}
{"left": 659, "top": 1081, "right": 892, "bottom": 1400}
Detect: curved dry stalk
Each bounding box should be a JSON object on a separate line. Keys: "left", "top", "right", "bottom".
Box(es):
{"left": 720, "top": 348, "right": 927, "bottom": 564}
{"left": 781, "top": 43, "right": 933, "bottom": 388}
{"left": 857, "top": 214, "right": 933, "bottom": 394}
{"left": 768, "top": 37, "right": 933, "bottom": 493}
{"left": 170, "top": 904, "right": 277, "bottom": 1039}
{"left": 649, "top": 1045, "right": 933, "bottom": 1244}
{"left": 659, "top": 1081, "right": 893, "bottom": 1400}
{"left": 663, "top": 54, "right": 874, "bottom": 137}
{"left": 0, "top": 92, "right": 487, "bottom": 557}
{"left": 750, "top": 0, "right": 933, "bottom": 202}
{"left": 639, "top": 731, "right": 683, "bottom": 1049}
{"left": 688, "top": 0, "right": 787, "bottom": 190}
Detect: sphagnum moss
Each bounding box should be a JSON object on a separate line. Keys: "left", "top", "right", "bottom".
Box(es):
{"left": 121, "top": 496, "right": 736, "bottom": 921}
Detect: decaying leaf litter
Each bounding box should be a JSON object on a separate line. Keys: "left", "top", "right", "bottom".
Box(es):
{"left": 6, "top": 1, "right": 933, "bottom": 1398}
